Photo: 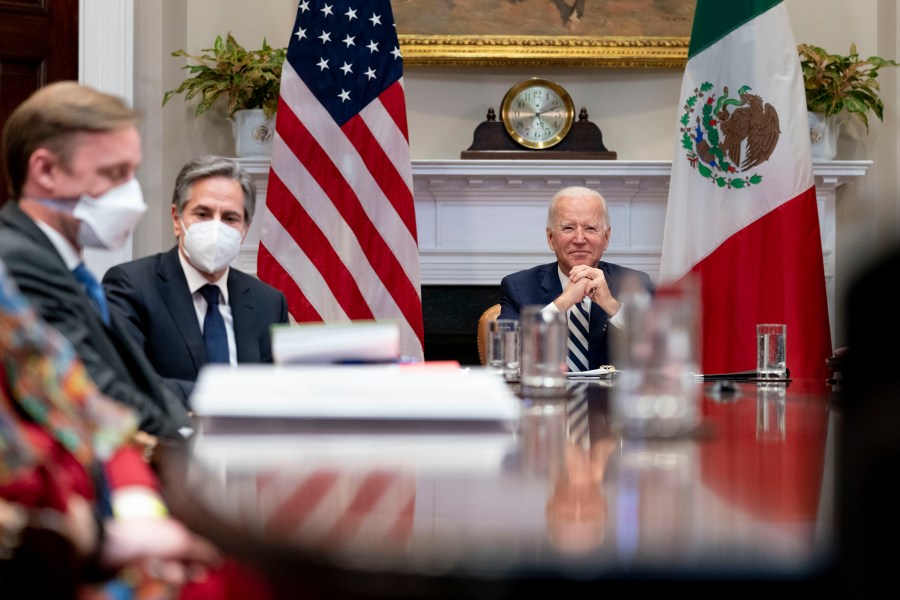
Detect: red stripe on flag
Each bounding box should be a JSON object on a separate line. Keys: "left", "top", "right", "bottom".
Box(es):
{"left": 343, "top": 106, "right": 418, "bottom": 238}
{"left": 322, "top": 470, "right": 416, "bottom": 549}
{"left": 690, "top": 188, "right": 832, "bottom": 381}
{"left": 325, "top": 471, "right": 394, "bottom": 543}
{"left": 379, "top": 82, "right": 410, "bottom": 145}
{"left": 389, "top": 493, "right": 416, "bottom": 543}
{"left": 257, "top": 242, "right": 321, "bottom": 322}
{"left": 261, "top": 470, "right": 340, "bottom": 537}
{"left": 264, "top": 130, "right": 377, "bottom": 321}
{"left": 337, "top": 118, "right": 423, "bottom": 333}
{"left": 257, "top": 469, "right": 416, "bottom": 550}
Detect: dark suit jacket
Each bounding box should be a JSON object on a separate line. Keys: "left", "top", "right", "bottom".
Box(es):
{"left": 0, "top": 202, "right": 192, "bottom": 440}
{"left": 102, "top": 246, "right": 289, "bottom": 405}
{"left": 499, "top": 260, "right": 654, "bottom": 369}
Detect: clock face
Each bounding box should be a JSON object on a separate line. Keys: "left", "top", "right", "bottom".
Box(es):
{"left": 500, "top": 78, "right": 575, "bottom": 150}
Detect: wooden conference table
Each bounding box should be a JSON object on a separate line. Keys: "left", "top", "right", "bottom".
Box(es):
{"left": 160, "top": 371, "right": 839, "bottom": 598}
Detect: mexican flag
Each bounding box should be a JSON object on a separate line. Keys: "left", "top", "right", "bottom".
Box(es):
{"left": 660, "top": 0, "right": 832, "bottom": 382}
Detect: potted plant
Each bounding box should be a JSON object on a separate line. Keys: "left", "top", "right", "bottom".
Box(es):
{"left": 163, "top": 33, "right": 286, "bottom": 157}
{"left": 798, "top": 42, "right": 899, "bottom": 158}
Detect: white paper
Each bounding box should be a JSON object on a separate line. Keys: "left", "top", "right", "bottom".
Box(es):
{"left": 191, "top": 364, "right": 521, "bottom": 428}
{"left": 566, "top": 365, "right": 617, "bottom": 379}
{"left": 271, "top": 321, "right": 400, "bottom": 364}
{"left": 191, "top": 431, "right": 517, "bottom": 472}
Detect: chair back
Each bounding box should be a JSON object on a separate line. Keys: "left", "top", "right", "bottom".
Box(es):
{"left": 477, "top": 303, "right": 502, "bottom": 366}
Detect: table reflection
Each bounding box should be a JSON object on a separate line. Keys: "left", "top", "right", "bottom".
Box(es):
{"left": 163, "top": 376, "right": 837, "bottom": 592}
{"left": 544, "top": 435, "right": 616, "bottom": 555}
{"left": 757, "top": 381, "right": 787, "bottom": 440}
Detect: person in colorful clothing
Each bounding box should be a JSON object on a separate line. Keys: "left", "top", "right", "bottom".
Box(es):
{"left": 0, "top": 259, "right": 222, "bottom": 598}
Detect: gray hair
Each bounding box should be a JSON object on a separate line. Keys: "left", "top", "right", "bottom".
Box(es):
{"left": 546, "top": 186, "right": 610, "bottom": 231}
{"left": 171, "top": 155, "right": 256, "bottom": 222}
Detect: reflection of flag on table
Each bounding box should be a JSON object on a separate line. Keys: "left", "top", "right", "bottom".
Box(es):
{"left": 659, "top": 0, "right": 831, "bottom": 381}
{"left": 700, "top": 391, "right": 829, "bottom": 522}
{"left": 257, "top": 469, "right": 416, "bottom": 549}
{"left": 257, "top": 0, "right": 424, "bottom": 360}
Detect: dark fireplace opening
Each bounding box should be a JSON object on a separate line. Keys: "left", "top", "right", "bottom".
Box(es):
{"left": 422, "top": 285, "right": 501, "bottom": 365}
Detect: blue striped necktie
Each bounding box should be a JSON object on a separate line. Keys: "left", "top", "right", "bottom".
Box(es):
{"left": 199, "top": 284, "right": 229, "bottom": 364}
{"left": 567, "top": 300, "right": 590, "bottom": 372}
{"left": 72, "top": 263, "right": 110, "bottom": 325}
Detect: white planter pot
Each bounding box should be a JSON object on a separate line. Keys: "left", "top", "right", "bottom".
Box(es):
{"left": 808, "top": 111, "right": 839, "bottom": 160}
{"left": 231, "top": 108, "right": 275, "bottom": 158}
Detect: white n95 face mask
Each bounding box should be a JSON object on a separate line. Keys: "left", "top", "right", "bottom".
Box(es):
{"left": 34, "top": 178, "right": 148, "bottom": 249}
{"left": 74, "top": 178, "right": 148, "bottom": 249}
{"left": 180, "top": 219, "right": 243, "bottom": 274}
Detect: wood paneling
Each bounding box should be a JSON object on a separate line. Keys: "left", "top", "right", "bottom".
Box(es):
{"left": 0, "top": 0, "right": 78, "bottom": 199}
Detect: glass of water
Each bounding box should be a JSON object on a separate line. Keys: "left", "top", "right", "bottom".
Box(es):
{"left": 487, "top": 319, "right": 520, "bottom": 381}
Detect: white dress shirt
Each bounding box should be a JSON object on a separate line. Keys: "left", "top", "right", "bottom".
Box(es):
{"left": 178, "top": 251, "right": 237, "bottom": 366}
{"left": 541, "top": 266, "right": 625, "bottom": 329}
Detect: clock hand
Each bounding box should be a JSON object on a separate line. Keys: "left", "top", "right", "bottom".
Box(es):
{"left": 532, "top": 114, "right": 551, "bottom": 137}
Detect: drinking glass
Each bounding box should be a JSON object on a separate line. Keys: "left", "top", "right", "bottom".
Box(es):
{"left": 756, "top": 323, "right": 787, "bottom": 379}
{"left": 519, "top": 306, "right": 568, "bottom": 397}
{"left": 487, "top": 319, "right": 520, "bottom": 381}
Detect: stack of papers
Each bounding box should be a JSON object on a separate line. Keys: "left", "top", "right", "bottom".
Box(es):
{"left": 190, "top": 430, "right": 518, "bottom": 472}
{"left": 191, "top": 363, "right": 520, "bottom": 428}
{"left": 189, "top": 364, "right": 522, "bottom": 472}
{"left": 271, "top": 321, "right": 400, "bottom": 365}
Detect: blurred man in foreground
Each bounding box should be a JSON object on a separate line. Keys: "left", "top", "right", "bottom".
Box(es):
{"left": 0, "top": 81, "right": 191, "bottom": 441}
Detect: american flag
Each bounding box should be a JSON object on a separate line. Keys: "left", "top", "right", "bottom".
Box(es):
{"left": 258, "top": 0, "right": 424, "bottom": 360}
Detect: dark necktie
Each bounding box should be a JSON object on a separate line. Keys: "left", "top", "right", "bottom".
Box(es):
{"left": 567, "top": 300, "right": 590, "bottom": 372}
{"left": 72, "top": 263, "right": 110, "bottom": 325}
{"left": 199, "top": 284, "right": 229, "bottom": 364}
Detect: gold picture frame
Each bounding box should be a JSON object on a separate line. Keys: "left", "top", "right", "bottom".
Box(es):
{"left": 394, "top": 1, "right": 693, "bottom": 69}
{"left": 399, "top": 35, "right": 688, "bottom": 68}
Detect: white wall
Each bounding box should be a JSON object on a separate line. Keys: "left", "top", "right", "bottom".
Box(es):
{"left": 163, "top": 1, "right": 888, "bottom": 160}
{"left": 134, "top": 0, "right": 899, "bottom": 347}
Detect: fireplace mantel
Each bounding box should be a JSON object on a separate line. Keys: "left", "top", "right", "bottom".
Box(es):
{"left": 237, "top": 158, "right": 871, "bottom": 341}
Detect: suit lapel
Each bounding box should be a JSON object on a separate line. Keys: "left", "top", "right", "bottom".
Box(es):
{"left": 158, "top": 248, "right": 206, "bottom": 370}
{"left": 227, "top": 273, "right": 258, "bottom": 362}
{"left": 0, "top": 203, "right": 147, "bottom": 375}
{"left": 539, "top": 263, "right": 562, "bottom": 306}
{"left": 2, "top": 203, "right": 108, "bottom": 326}
{"left": 587, "top": 263, "right": 614, "bottom": 368}
{"left": 0, "top": 203, "right": 70, "bottom": 271}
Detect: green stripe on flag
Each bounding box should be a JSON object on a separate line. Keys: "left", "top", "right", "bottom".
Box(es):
{"left": 688, "top": 0, "right": 782, "bottom": 58}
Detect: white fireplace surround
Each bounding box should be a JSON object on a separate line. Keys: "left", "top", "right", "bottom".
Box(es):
{"left": 237, "top": 159, "right": 871, "bottom": 342}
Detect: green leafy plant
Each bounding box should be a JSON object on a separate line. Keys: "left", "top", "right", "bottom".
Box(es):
{"left": 798, "top": 42, "right": 900, "bottom": 132}
{"left": 163, "top": 33, "right": 286, "bottom": 119}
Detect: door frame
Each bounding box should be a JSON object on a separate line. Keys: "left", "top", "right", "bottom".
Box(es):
{"left": 80, "top": 0, "right": 135, "bottom": 273}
